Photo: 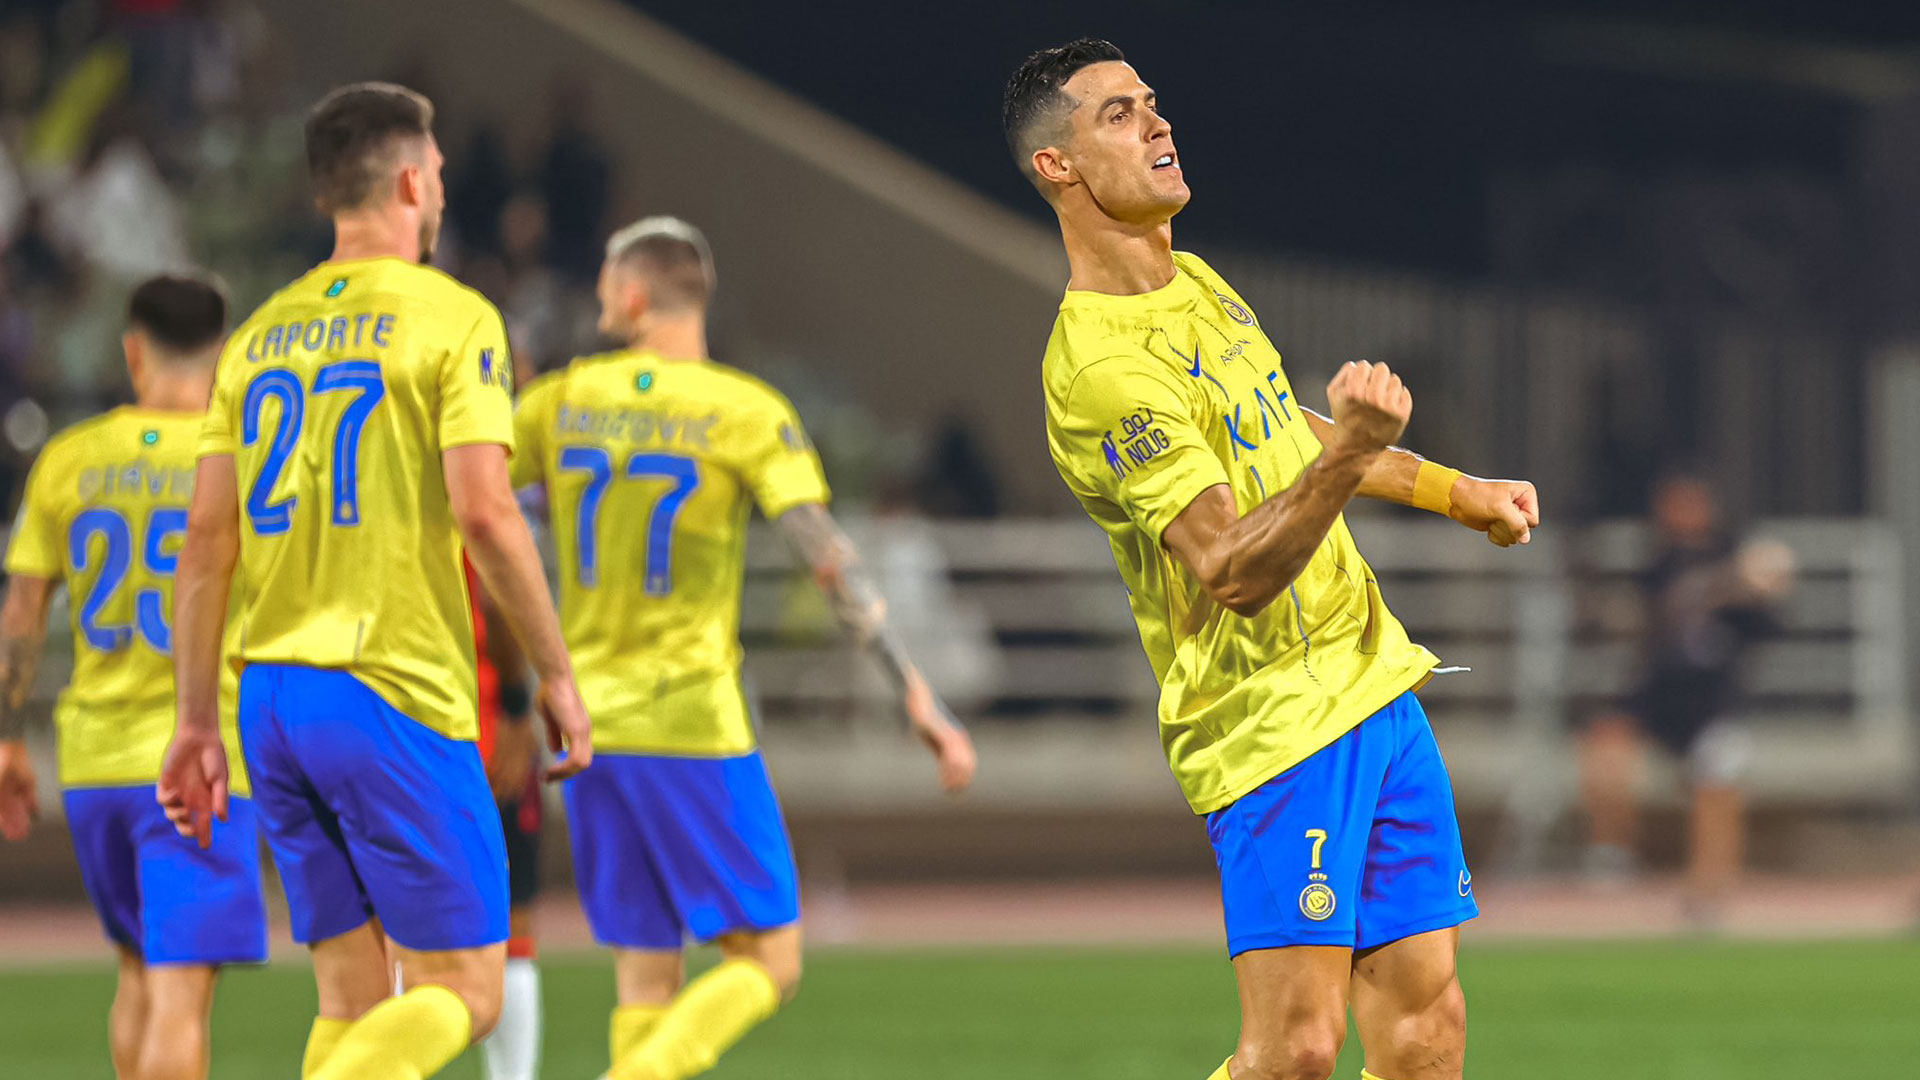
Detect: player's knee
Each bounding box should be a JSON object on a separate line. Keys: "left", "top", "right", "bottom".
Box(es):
{"left": 1419, "top": 977, "right": 1467, "bottom": 1054}
{"left": 1235, "top": 1018, "right": 1345, "bottom": 1080}
{"left": 762, "top": 950, "right": 802, "bottom": 1001}
{"left": 1382, "top": 977, "right": 1465, "bottom": 1069}
{"left": 134, "top": 1021, "right": 207, "bottom": 1080}
{"left": 717, "top": 929, "right": 802, "bottom": 1002}
{"left": 431, "top": 971, "right": 504, "bottom": 1043}
{"left": 461, "top": 983, "right": 505, "bottom": 1043}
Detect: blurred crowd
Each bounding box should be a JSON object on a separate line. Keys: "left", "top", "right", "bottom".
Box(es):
{"left": 0, "top": 0, "right": 1009, "bottom": 521}
{"left": 0, "top": 0, "right": 281, "bottom": 506}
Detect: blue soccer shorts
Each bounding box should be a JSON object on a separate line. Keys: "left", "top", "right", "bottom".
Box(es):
{"left": 1207, "top": 691, "right": 1477, "bottom": 956}
{"left": 64, "top": 785, "right": 268, "bottom": 966}
{"left": 563, "top": 750, "right": 800, "bottom": 950}
{"left": 238, "top": 663, "right": 510, "bottom": 951}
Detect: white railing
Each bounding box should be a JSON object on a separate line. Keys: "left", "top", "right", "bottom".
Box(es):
{"left": 6, "top": 516, "right": 1909, "bottom": 817}
{"left": 740, "top": 515, "right": 1915, "bottom": 812}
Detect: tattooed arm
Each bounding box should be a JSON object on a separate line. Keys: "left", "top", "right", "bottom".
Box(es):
{"left": 775, "top": 503, "right": 976, "bottom": 793}
{"left": 0, "top": 574, "right": 55, "bottom": 840}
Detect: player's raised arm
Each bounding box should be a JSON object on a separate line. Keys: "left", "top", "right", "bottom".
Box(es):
{"left": 1298, "top": 405, "right": 1539, "bottom": 547}
{"left": 445, "top": 442, "right": 592, "bottom": 780}
{"left": 160, "top": 454, "right": 241, "bottom": 848}
{"left": 0, "top": 575, "right": 54, "bottom": 840}
{"left": 1161, "top": 361, "right": 1410, "bottom": 617}
{"left": 775, "top": 503, "right": 977, "bottom": 793}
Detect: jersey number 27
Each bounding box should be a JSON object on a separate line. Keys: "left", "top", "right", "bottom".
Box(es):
{"left": 240, "top": 362, "right": 385, "bottom": 534}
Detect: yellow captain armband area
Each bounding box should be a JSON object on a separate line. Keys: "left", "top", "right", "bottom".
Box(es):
{"left": 1412, "top": 460, "right": 1464, "bottom": 516}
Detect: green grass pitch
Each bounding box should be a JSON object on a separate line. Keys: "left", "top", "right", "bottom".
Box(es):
{"left": 1, "top": 939, "right": 1915, "bottom": 1078}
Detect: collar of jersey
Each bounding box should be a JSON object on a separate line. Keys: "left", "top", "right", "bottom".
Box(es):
{"left": 1060, "top": 265, "right": 1199, "bottom": 315}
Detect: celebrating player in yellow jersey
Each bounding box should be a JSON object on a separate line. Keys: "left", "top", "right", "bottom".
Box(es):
{"left": 509, "top": 216, "right": 975, "bottom": 1080}
{"left": 159, "top": 83, "right": 591, "bottom": 1080}
{"left": 0, "top": 275, "right": 266, "bottom": 1080}
{"left": 1006, "top": 40, "right": 1540, "bottom": 1080}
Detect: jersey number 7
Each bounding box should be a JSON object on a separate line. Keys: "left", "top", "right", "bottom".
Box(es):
{"left": 557, "top": 447, "right": 700, "bottom": 596}
{"left": 240, "top": 362, "right": 386, "bottom": 534}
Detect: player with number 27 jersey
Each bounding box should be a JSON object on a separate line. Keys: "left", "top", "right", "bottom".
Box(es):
{"left": 202, "top": 256, "right": 513, "bottom": 739}
{"left": 197, "top": 254, "right": 519, "bottom": 955}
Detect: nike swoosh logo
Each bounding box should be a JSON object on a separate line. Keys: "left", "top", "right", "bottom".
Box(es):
{"left": 1459, "top": 871, "right": 1473, "bottom": 896}
{"left": 1165, "top": 337, "right": 1205, "bottom": 377}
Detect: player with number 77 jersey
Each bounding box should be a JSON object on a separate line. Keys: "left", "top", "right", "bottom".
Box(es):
{"left": 510, "top": 216, "right": 975, "bottom": 1080}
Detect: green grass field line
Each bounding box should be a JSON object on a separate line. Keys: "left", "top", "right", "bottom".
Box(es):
{"left": 1, "top": 940, "right": 1914, "bottom": 1078}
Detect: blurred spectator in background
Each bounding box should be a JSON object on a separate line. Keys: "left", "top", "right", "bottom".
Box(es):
{"left": 186, "top": 0, "right": 270, "bottom": 125}
{"left": 1580, "top": 470, "right": 1797, "bottom": 924}
{"left": 113, "top": 0, "right": 195, "bottom": 155}
{"left": 916, "top": 415, "right": 1002, "bottom": 519}
{"left": 44, "top": 108, "right": 187, "bottom": 279}
{"left": 537, "top": 78, "right": 611, "bottom": 283}
{"left": 494, "top": 190, "right": 579, "bottom": 373}
{"left": 863, "top": 476, "right": 1004, "bottom": 716}
{"left": 448, "top": 122, "right": 513, "bottom": 260}
{"left": 0, "top": 135, "right": 22, "bottom": 248}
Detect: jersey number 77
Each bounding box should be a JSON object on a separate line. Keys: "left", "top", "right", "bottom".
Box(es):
{"left": 557, "top": 447, "right": 700, "bottom": 596}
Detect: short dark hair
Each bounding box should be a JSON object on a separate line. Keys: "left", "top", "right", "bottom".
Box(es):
{"left": 304, "top": 82, "right": 435, "bottom": 214}
{"left": 1002, "top": 38, "right": 1126, "bottom": 180}
{"left": 127, "top": 274, "right": 228, "bottom": 354}
{"left": 605, "top": 216, "right": 716, "bottom": 312}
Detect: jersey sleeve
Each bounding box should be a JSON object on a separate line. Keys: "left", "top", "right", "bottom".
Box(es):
{"left": 1057, "top": 354, "right": 1227, "bottom": 542}
{"left": 438, "top": 304, "right": 517, "bottom": 452}
{"left": 5, "top": 442, "right": 66, "bottom": 578}
{"left": 197, "top": 337, "right": 246, "bottom": 458}
{"left": 507, "top": 376, "right": 554, "bottom": 489}
{"left": 736, "top": 384, "right": 830, "bottom": 519}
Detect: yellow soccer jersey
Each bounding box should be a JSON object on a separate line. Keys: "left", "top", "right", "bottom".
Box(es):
{"left": 1044, "top": 252, "right": 1439, "bottom": 814}
{"left": 5, "top": 409, "right": 247, "bottom": 791}
{"left": 200, "top": 257, "right": 515, "bottom": 741}
{"left": 511, "top": 351, "right": 830, "bottom": 756}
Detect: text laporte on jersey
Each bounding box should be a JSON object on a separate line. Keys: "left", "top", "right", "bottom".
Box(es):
{"left": 245, "top": 311, "right": 397, "bottom": 362}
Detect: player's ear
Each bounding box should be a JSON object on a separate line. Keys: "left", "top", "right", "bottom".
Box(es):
{"left": 1032, "top": 145, "right": 1074, "bottom": 187}
{"left": 626, "top": 274, "right": 651, "bottom": 322}
{"left": 396, "top": 161, "right": 424, "bottom": 209}
{"left": 122, "top": 331, "right": 145, "bottom": 389}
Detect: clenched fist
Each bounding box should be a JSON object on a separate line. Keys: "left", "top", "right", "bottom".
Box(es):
{"left": 1327, "top": 361, "right": 1412, "bottom": 455}
{"left": 1449, "top": 477, "right": 1540, "bottom": 547}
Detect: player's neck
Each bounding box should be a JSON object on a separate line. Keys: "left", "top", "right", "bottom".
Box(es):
{"left": 135, "top": 373, "right": 213, "bottom": 414}
{"left": 1059, "top": 213, "right": 1176, "bottom": 296}
{"left": 328, "top": 212, "right": 422, "bottom": 265}
{"left": 629, "top": 314, "right": 708, "bottom": 363}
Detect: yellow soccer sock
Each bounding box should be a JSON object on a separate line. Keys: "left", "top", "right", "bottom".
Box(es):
{"left": 611, "top": 958, "right": 781, "bottom": 1080}
{"left": 1206, "top": 1057, "right": 1234, "bottom": 1079}
{"left": 1361, "top": 1071, "right": 1396, "bottom": 1080}
{"left": 301, "top": 1017, "right": 352, "bottom": 1078}
{"left": 309, "top": 984, "right": 472, "bottom": 1080}
{"left": 610, "top": 1005, "right": 667, "bottom": 1068}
